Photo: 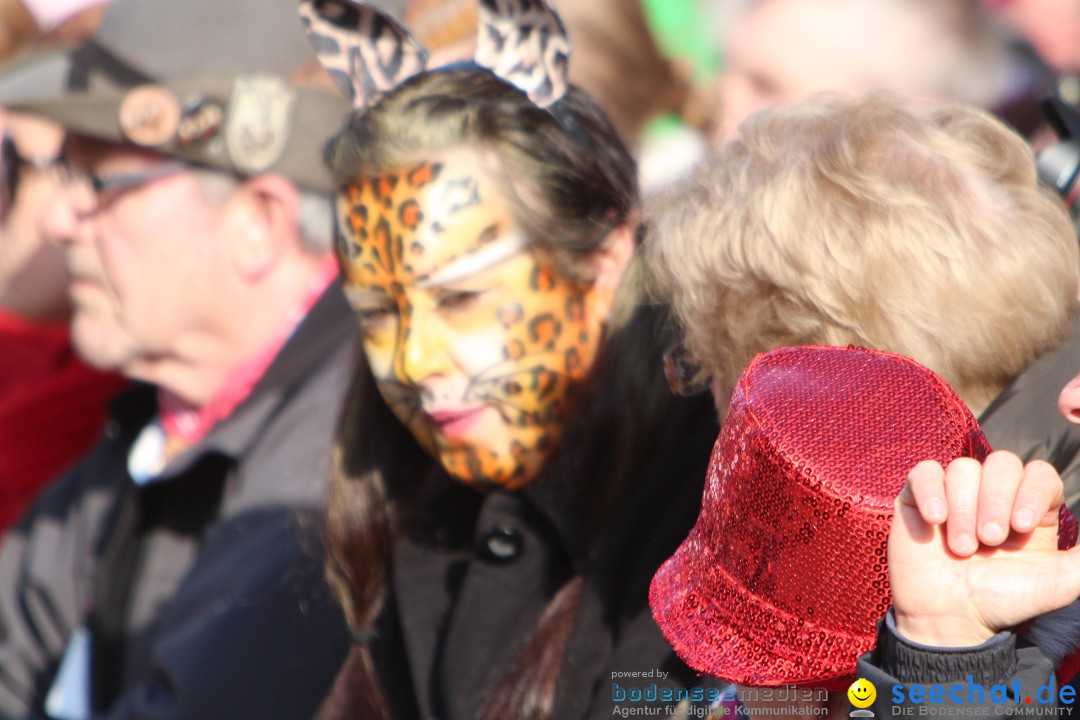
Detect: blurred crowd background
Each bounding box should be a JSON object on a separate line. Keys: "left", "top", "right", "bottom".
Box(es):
{"left": 2, "top": 0, "right": 1077, "bottom": 193}
{"left": 0, "top": 0, "right": 1079, "bottom": 717}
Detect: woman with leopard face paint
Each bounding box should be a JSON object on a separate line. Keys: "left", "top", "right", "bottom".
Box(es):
{"left": 339, "top": 145, "right": 616, "bottom": 490}
{"left": 306, "top": 18, "right": 720, "bottom": 720}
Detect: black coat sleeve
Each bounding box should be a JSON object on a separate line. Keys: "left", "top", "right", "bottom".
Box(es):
{"left": 91, "top": 509, "right": 351, "bottom": 720}
{"left": 0, "top": 464, "right": 103, "bottom": 719}
{"left": 858, "top": 610, "right": 1065, "bottom": 717}
{"left": 0, "top": 494, "right": 352, "bottom": 720}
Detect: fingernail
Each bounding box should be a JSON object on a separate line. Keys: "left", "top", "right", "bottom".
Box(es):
{"left": 981, "top": 521, "right": 1005, "bottom": 544}
{"left": 955, "top": 533, "right": 977, "bottom": 555}
{"left": 925, "top": 499, "right": 945, "bottom": 522}
{"left": 1014, "top": 507, "right": 1036, "bottom": 529}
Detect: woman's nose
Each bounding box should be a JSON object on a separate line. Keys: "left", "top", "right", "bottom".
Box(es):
{"left": 393, "top": 311, "right": 448, "bottom": 388}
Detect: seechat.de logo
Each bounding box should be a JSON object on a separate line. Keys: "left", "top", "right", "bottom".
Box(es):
{"left": 890, "top": 676, "right": 1075, "bottom": 715}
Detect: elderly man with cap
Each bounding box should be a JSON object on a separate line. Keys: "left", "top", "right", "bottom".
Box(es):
{"left": 0, "top": 0, "right": 356, "bottom": 718}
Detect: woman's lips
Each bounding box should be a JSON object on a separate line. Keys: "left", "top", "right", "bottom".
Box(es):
{"left": 427, "top": 407, "right": 486, "bottom": 438}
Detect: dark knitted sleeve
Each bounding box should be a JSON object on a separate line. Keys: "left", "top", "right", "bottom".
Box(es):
{"left": 857, "top": 610, "right": 1063, "bottom": 717}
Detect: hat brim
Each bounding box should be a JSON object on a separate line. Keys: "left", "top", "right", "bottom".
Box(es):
{"left": 0, "top": 45, "right": 77, "bottom": 107}
{"left": 14, "top": 91, "right": 130, "bottom": 145}
{"left": 650, "top": 527, "right": 877, "bottom": 691}
{"left": 0, "top": 50, "right": 348, "bottom": 193}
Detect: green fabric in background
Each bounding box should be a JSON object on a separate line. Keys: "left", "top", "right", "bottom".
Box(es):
{"left": 639, "top": 0, "right": 718, "bottom": 84}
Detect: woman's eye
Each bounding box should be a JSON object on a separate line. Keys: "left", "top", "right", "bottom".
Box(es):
{"left": 355, "top": 306, "right": 396, "bottom": 329}
{"left": 437, "top": 290, "right": 484, "bottom": 311}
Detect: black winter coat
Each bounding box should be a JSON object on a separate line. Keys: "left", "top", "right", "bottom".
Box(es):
{"left": 370, "top": 394, "right": 720, "bottom": 720}
{"left": 980, "top": 314, "right": 1080, "bottom": 514}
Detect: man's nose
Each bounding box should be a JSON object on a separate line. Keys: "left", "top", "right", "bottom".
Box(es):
{"left": 41, "top": 177, "right": 85, "bottom": 248}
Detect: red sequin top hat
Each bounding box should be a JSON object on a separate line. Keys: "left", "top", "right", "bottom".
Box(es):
{"left": 649, "top": 345, "right": 993, "bottom": 691}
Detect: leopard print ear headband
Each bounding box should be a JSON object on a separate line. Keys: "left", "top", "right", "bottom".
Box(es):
{"left": 298, "top": 0, "right": 429, "bottom": 110}
{"left": 298, "top": 0, "right": 571, "bottom": 111}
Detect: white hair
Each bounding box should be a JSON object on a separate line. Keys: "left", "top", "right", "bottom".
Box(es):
{"left": 191, "top": 168, "right": 333, "bottom": 254}
{"left": 295, "top": 189, "right": 333, "bottom": 254}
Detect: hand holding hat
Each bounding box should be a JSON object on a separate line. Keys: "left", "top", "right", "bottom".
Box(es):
{"left": 890, "top": 453, "right": 1080, "bottom": 647}
{"left": 649, "top": 344, "right": 1080, "bottom": 690}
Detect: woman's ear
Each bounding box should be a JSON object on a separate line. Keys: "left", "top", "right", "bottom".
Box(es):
{"left": 224, "top": 174, "right": 300, "bottom": 281}
{"left": 588, "top": 222, "right": 637, "bottom": 315}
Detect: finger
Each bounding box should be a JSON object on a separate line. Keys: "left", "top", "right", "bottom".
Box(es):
{"left": 975, "top": 451, "right": 1025, "bottom": 546}
{"left": 902, "top": 460, "right": 946, "bottom": 524}
{"left": 1012, "top": 460, "right": 1066, "bottom": 533}
{"left": 943, "top": 457, "right": 982, "bottom": 556}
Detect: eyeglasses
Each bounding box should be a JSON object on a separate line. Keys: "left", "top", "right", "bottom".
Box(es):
{"left": 51, "top": 157, "right": 190, "bottom": 215}
{"left": 0, "top": 135, "right": 58, "bottom": 220}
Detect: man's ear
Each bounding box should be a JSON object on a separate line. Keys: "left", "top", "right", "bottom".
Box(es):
{"left": 224, "top": 174, "right": 300, "bottom": 280}
{"left": 588, "top": 222, "right": 637, "bottom": 314}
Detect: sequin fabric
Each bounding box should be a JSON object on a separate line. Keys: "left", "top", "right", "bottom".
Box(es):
{"left": 649, "top": 345, "right": 992, "bottom": 691}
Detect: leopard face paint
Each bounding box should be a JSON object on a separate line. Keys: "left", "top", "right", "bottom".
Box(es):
{"left": 339, "top": 149, "right": 606, "bottom": 489}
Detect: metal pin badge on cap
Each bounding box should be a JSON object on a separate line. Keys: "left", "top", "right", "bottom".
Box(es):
{"left": 118, "top": 85, "right": 182, "bottom": 147}
{"left": 225, "top": 74, "right": 295, "bottom": 175}
{"left": 177, "top": 95, "right": 225, "bottom": 148}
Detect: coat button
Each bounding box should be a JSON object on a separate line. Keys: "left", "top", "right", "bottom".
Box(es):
{"left": 479, "top": 523, "right": 523, "bottom": 562}
{"left": 104, "top": 419, "right": 121, "bottom": 440}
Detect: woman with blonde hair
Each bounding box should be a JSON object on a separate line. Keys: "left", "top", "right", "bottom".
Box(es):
{"left": 646, "top": 98, "right": 1080, "bottom": 714}
{"left": 646, "top": 92, "right": 1080, "bottom": 507}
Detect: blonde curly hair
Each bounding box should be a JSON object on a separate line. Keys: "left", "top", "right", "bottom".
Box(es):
{"left": 646, "top": 92, "right": 1079, "bottom": 414}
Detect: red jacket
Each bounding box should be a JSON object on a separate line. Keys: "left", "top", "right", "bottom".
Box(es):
{"left": 0, "top": 310, "right": 125, "bottom": 530}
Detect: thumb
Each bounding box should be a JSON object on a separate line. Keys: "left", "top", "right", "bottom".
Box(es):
{"left": 1048, "top": 545, "right": 1080, "bottom": 612}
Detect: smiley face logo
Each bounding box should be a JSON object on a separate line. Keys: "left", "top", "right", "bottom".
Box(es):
{"left": 848, "top": 678, "right": 877, "bottom": 708}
